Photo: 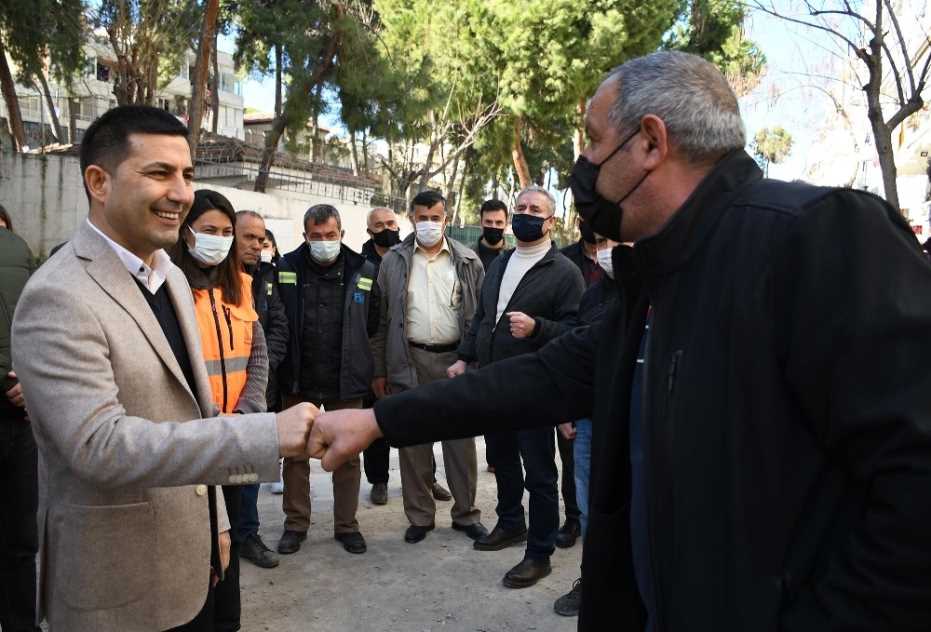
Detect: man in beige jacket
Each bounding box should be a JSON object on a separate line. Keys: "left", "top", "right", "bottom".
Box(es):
{"left": 11, "top": 106, "right": 316, "bottom": 631}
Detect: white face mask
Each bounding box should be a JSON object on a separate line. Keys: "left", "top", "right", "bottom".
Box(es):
{"left": 308, "top": 239, "right": 341, "bottom": 263}
{"left": 187, "top": 226, "right": 233, "bottom": 266}
{"left": 259, "top": 250, "right": 273, "bottom": 264}
{"left": 596, "top": 246, "right": 614, "bottom": 279}
{"left": 415, "top": 221, "right": 444, "bottom": 247}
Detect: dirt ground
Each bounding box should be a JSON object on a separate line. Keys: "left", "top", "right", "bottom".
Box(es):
{"left": 240, "top": 438, "right": 582, "bottom": 632}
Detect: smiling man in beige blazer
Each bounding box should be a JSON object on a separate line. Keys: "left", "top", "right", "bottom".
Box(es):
{"left": 11, "top": 106, "right": 317, "bottom": 632}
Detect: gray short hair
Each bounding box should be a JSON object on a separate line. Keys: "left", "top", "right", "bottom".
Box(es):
{"left": 367, "top": 206, "right": 396, "bottom": 227}
{"left": 303, "top": 204, "right": 341, "bottom": 231}
{"left": 607, "top": 51, "right": 745, "bottom": 163}
{"left": 235, "top": 209, "right": 263, "bottom": 224}
{"left": 516, "top": 185, "right": 556, "bottom": 216}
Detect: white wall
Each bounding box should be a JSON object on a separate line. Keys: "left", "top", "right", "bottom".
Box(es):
{"left": 0, "top": 153, "right": 408, "bottom": 257}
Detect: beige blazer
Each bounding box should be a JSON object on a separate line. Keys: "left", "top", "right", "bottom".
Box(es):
{"left": 11, "top": 222, "right": 280, "bottom": 631}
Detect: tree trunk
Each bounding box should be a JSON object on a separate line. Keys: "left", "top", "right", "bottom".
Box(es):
{"left": 188, "top": 0, "right": 220, "bottom": 161}
{"left": 0, "top": 38, "right": 26, "bottom": 151}
{"left": 210, "top": 40, "right": 220, "bottom": 134}
{"left": 361, "top": 129, "right": 369, "bottom": 175}
{"left": 37, "top": 71, "right": 63, "bottom": 142}
{"left": 349, "top": 129, "right": 360, "bottom": 175}
{"left": 574, "top": 97, "right": 586, "bottom": 159}
{"left": 254, "top": 115, "right": 287, "bottom": 193}
{"left": 274, "top": 44, "right": 283, "bottom": 119}
{"left": 511, "top": 117, "right": 532, "bottom": 189}
{"left": 68, "top": 97, "right": 78, "bottom": 145}
{"left": 871, "top": 115, "right": 899, "bottom": 211}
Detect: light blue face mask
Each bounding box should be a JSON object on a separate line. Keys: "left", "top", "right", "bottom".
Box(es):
{"left": 187, "top": 226, "right": 233, "bottom": 266}
{"left": 308, "top": 239, "right": 341, "bottom": 263}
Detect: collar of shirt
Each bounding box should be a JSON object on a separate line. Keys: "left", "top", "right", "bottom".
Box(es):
{"left": 86, "top": 219, "right": 171, "bottom": 294}
{"left": 414, "top": 237, "right": 451, "bottom": 260}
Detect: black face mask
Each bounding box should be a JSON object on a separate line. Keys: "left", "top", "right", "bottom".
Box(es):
{"left": 372, "top": 228, "right": 401, "bottom": 248}
{"left": 511, "top": 213, "right": 550, "bottom": 243}
{"left": 569, "top": 128, "right": 649, "bottom": 241}
{"left": 578, "top": 220, "right": 597, "bottom": 245}
{"left": 482, "top": 226, "right": 505, "bottom": 246}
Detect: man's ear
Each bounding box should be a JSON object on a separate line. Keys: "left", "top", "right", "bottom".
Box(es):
{"left": 84, "top": 165, "right": 111, "bottom": 206}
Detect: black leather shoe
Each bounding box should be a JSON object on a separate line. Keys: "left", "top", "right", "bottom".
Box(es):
{"left": 554, "top": 578, "right": 582, "bottom": 616}
{"left": 240, "top": 533, "right": 280, "bottom": 568}
{"left": 452, "top": 521, "right": 489, "bottom": 541}
{"left": 503, "top": 557, "right": 552, "bottom": 588}
{"left": 555, "top": 519, "right": 581, "bottom": 549}
{"left": 335, "top": 531, "right": 367, "bottom": 554}
{"left": 404, "top": 523, "right": 435, "bottom": 543}
{"left": 370, "top": 482, "right": 388, "bottom": 505}
{"left": 432, "top": 481, "right": 452, "bottom": 501}
{"left": 277, "top": 529, "right": 306, "bottom": 554}
{"left": 473, "top": 524, "right": 528, "bottom": 551}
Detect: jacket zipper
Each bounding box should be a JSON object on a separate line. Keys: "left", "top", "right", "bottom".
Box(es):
{"left": 208, "top": 290, "right": 229, "bottom": 413}
{"left": 223, "top": 305, "right": 234, "bottom": 351}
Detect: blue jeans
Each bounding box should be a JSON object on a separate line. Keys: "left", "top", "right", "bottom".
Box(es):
{"left": 238, "top": 483, "right": 260, "bottom": 542}
{"left": 573, "top": 419, "right": 592, "bottom": 538}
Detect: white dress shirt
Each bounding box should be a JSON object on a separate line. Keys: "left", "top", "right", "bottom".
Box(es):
{"left": 86, "top": 219, "right": 172, "bottom": 294}
{"left": 406, "top": 238, "right": 462, "bottom": 345}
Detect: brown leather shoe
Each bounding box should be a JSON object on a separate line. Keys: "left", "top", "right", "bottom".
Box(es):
{"left": 503, "top": 557, "right": 552, "bottom": 588}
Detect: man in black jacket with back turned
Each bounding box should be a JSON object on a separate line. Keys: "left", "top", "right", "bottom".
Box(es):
{"left": 310, "top": 51, "right": 931, "bottom": 631}
{"left": 448, "top": 185, "right": 584, "bottom": 589}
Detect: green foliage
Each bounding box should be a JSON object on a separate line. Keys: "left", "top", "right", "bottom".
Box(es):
{"left": 666, "top": 0, "right": 766, "bottom": 96}
{"left": 0, "top": 0, "right": 86, "bottom": 87}
{"left": 751, "top": 126, "right": 792, "bottom": 175}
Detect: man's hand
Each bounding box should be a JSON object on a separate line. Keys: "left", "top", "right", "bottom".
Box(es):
{"left": 5, "top": 372, "right": 25, "bottom": 409}
{"left": 275, "top": 402, "right": 319, "bottom": 457}
{"left": 219, "top": 529, "right": 231, "bottom": 573}
{"left": 506, "top": 312, "right": 536, "bottom": 339}
{"left": 558, "top": 422, "right": 577, "bottom": 441}
{"left": 308, "top": 408, "right": 383, "bottom": 472}
{"left": 372, "top": 376, "right": 390, "bottom": 399}
{"left": 446, "top": 360, "right": 467, "bottom": 378}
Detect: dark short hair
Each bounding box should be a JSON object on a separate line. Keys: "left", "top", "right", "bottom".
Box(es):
{"left": 171, "top": 189, "right": 243, "bottom": 306}
{"left": 480, "top": 199, "right": 508, "bottom": 218}
{"left": 79, "top": 105, "right": 189, "bottom": 199}
{"left": 303, "top": 204, "right": 341, "bottom": 232}
{"left": 0, "top": 204, "right": 12, "bottom": 233}
{"left": 410, "top": 190, "right": 446, "bottom": 214}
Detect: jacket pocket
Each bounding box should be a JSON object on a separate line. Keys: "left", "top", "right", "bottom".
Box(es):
{"left": 56, "top": 501, "right": 154, "bottom": 610}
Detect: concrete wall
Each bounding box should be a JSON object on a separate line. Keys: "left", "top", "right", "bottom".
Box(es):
{"left": 0, "top": 153, "right": 410, "bottom": 257}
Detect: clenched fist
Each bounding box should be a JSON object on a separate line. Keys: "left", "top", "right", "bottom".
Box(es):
{"left": 308, "top": 408, "right": 383, "bottom": 472}
{"left": 506, "top": 311, "right": 536, "bottom": 338}
{"left": 275, "top": 402, "right": 319, "bottom": 457}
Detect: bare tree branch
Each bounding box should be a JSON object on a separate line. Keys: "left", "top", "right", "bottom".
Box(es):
{"left": 882, "top": 0, "right": 917, "bottom": 95}
{"left": 749, "top": 1, "right": 862, "bottom": 54}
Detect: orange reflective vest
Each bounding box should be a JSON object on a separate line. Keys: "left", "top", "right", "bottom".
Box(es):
{"left": 192, "top": 272, "right": 258, "bottom": 414}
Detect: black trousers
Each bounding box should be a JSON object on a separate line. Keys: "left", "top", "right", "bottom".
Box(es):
{"left": 363, "top": 437, "right": 391, "bottom": 485}
{"left": 557, "top": 431, "right": 581, "bottom": 522}
{"left": 485, "top": 426, "right": 558, "bottom": 560}
{"left": 0, "top": 416, "right": 39, "bottom": 632}
{"left": 167, "top": 484, "right": 241, "bottom": 632}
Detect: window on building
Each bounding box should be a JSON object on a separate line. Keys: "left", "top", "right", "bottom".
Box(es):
{"left": 96, "top": 60, "right": 111, "bottom": 83}
{"left": 158, "top": 98, "right": 171, "bottom": 111}
{"left": 84, "top": 57, "right": 96, "bottom": 78}
{"left": 180, "top": 63, "right": 189, "bottom": 80}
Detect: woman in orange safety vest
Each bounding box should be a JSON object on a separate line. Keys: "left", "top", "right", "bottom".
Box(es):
{"left": 171, "top": 188, "right": 268, "bottom": 631}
